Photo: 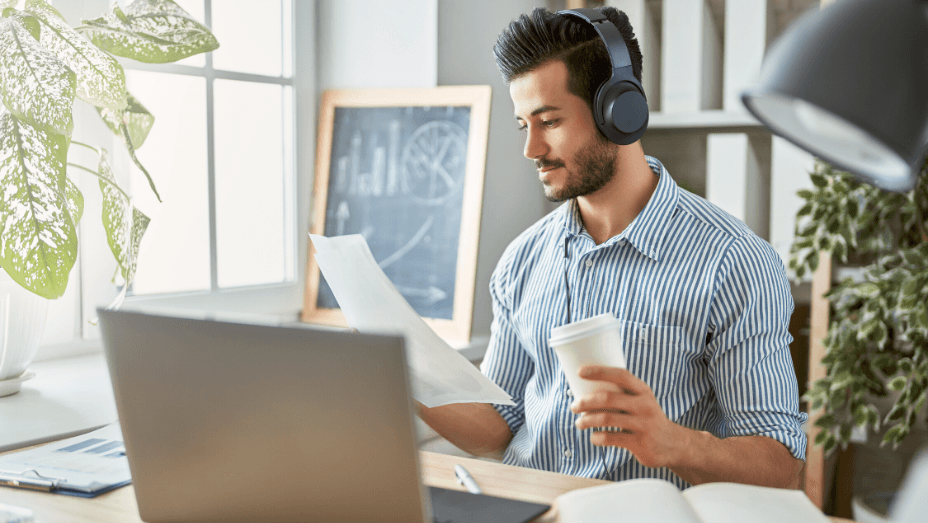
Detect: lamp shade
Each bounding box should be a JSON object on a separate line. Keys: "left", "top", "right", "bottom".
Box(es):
{"left": 742, "top": 0, "right": 928, "bottom": 193}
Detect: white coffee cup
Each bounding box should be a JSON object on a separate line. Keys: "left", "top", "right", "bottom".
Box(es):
{"left": 549, "top": 313, "right": 626, "bottom": 398}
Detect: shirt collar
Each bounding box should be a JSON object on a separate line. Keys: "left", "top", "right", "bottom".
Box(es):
{"left": 561, "top": 156, "right": 679, "bottom": 262}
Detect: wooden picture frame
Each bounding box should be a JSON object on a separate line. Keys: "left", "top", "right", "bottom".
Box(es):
{"left": 302, "top": 86, "right": 492, "bottom": 343}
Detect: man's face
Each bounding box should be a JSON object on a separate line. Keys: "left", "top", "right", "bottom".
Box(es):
{"left": 510, "top": 60, "right": 617, "bottom": 202}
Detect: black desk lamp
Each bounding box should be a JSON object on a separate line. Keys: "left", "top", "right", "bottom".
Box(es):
{"left": 742, "top": 0, "right": 928, "bottom": 193}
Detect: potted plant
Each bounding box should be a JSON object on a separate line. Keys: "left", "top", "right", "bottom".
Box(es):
{"left": 0, "top": 0, "right": 218, "bottom": 394}
{"left": 789, "top": 158, "right": 928, "bottom": 519}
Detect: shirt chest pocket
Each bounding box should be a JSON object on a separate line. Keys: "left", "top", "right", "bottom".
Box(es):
{"left": 620, "top": 321, "right": 687, "bottom": 399}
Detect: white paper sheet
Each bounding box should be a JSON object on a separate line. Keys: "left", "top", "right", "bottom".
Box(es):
{"left": 0, "top": 423, "right": 130, "bottom": 494}
{"left": 309, "top": 234, "right": 514, "bottom": 408}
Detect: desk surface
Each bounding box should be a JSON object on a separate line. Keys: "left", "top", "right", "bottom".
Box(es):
{"left": 0, "top": 450, "right": 857, "bottom": 523}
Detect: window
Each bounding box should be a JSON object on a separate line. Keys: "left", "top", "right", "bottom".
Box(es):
{"left": 124, "top": 0, "right": 295, "bottom": 295}
{"left": 38, "top": 0, "right": 308, "bottom": 359}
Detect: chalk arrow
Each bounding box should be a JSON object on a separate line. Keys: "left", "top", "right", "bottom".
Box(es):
{"left": 396, "top": 285, "right": 448, "bottom": 305}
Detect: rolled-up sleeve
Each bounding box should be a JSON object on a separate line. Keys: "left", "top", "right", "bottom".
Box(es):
{"left": 479, "top": 252, "right": 533, "bottom": 436}
{"left": 706, "top": 234, "right": 808, "bottom": 460}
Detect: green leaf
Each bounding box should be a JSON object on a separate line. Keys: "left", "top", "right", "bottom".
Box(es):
{"left": 815, "top": 414, "right": 836, "bottom": 428}
{"left": 64, "top": 175, "right": 82, "bottom": 226}
{"left": 0, "top": 112, "right": 76, "bottom": 298}
{"left": 854, "top": 404, "right": 869, "bottom": 427}
{"left": 0, "top": 16, "right": 75, "bottom": 136}
{"left": 0, "top": 2, "right": 18, "bottom": 11}
{"left": 901, "top": 248, "right": 926, "bottom": 267}
{"left": 96, "top": 91, "right": 154, "bottom": 148}
{"left": 882, "top": 425, "right": 906, "bottom": 446}
{"left": 888, "top": 376, "right": 907, "bottom": 392}
{"left": 797, "top": 203, "right": 812, "bottom": 218}
{"left": 17, "top": 14, "right": 40, "bottom": 41}
{"left": 119, "top": 122, "right": 161, "bottom": 202}
{"left": 810, "top": 172, "right": 828, "bottom": 188}
{"left": 856, "top": 282, "right": 881, "bottom": 298}
{"left": 25, "top": 0, "right": 128, "bottom": 111}
{"left": 839, "top": 424, "right": 852, "bottom": 443}
{"left": 80, "top": 0, "right": 219, "bottom": 64}
{"left": 815, "top": 430, "right": 829, "bottom": 445}
{"left": 872, "top": 322, "right": 888, "bottom": 349}
{"left": 97, "top": 149, "right": 149, "bottom": 284}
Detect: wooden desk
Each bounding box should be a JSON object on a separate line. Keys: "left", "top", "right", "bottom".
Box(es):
{"left": 0, "top": 450, "right": 858, "bottom": 522}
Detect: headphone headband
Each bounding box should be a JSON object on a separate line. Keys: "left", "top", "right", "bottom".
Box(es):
{"left": 555, "top": 8, "right": 649, "bottom": 145}
{"left": 557, "top": 8, "right": 632, "bottom": 70}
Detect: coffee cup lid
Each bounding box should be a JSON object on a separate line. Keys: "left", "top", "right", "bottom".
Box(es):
{"left": 549, "top": 313, "right": 621, "bottom": 347}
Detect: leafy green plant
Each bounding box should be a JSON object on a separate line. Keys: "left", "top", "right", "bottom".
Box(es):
{"left": 0, "top": 0, "right": 218, "bottom": 301}
{"left": 790, "top": 159, "right": 928, "bottom": 454}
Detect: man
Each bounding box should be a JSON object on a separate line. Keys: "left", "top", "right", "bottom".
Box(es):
{"left": 418, "top": 6, "right": 807, "bottom": 490}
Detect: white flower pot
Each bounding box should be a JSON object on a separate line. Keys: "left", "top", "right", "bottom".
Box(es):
{"left": 0, "top": 269, "right": 49, "bottom": 396}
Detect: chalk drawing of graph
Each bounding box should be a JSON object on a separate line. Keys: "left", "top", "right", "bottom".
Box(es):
{"left": 401, "top": 120, "right": 468, "bottom": 206}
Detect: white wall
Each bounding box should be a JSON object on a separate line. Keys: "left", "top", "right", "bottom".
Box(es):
{"left": 437, "top": 0, "right": 551, "bottom": 338}
{"left": 317, "top": 0, "right": 438, "bottom": 90}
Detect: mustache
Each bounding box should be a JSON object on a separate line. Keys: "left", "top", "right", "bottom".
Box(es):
{"left": 534, "top": 157, "right": 565, "bottom": 170}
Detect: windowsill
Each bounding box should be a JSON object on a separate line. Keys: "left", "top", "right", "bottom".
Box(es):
{"left": 0, "top": 352, "right": 117, "bottom": 453}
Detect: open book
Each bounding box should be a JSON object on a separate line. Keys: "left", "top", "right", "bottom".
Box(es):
{"left": 556, "top": 479, "right": 830, "bottom": 523}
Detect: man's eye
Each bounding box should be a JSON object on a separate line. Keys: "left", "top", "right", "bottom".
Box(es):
{"left": 517, "top": 124, "right": 527, "bottom": 132}
{"left": 543, "top": 120, "right": 558, "bottom": 127}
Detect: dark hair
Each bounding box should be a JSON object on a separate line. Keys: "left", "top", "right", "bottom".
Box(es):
{"left": 493, "top": 7, "right": 642, "bottom": 111}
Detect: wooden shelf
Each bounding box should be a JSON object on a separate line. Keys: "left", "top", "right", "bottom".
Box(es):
{"left": 648, "top": 109, "right": 764, "bottom": 131}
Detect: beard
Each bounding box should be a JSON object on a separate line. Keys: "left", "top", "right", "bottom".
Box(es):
{"left": 537, "top": 132, "right": 617, "bottom": 203}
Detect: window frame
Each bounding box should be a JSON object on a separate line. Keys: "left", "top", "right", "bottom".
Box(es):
{"left": 37, "top": 0, "right": 315, "bottom": 361}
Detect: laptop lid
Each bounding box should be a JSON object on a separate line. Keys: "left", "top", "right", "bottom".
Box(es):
{"left": 98, "top": 309, "right": 430, "bottom": 523}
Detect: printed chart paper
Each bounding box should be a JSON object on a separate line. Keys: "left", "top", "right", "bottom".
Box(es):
{"left": 310, "top": 234, "right": 514, "bottom": 408}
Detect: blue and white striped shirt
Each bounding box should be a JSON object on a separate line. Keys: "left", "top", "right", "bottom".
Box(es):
{"left": 480, "top": 156, "right": 808, "bottom": 489}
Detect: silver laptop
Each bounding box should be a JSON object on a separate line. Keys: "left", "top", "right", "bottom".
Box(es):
{"left": 98, "top": 309, "right": 549, "bottom": 523}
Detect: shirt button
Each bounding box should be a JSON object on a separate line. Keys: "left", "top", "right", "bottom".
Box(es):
{"left": 567, "top": 389, "right": 573, "bottom": 397}
{"left": 584, "top": 259, "right": 593, "bottom": 267}
{"left": 564, "top": 449, "right": 573, "bottom": 458}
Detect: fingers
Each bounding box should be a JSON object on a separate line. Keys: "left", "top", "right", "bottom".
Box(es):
{"left": 578, "top": 365, "right": 650, "bottom": 396}
{"left": 570, "top": 387, "right": 646, "bottom": 415}
{"left": 574, "top": 409, "right": 633, "bottom": 431}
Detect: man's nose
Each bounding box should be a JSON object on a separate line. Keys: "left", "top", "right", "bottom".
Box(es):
{"left": 523, "top": 128, "right": 549, "bottom": 161}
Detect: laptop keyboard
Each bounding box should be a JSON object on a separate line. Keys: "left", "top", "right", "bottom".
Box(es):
{"left": 428, "top": 486, "right": 550, "bottom": 523}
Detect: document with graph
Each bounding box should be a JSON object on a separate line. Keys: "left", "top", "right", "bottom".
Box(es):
{"left": 310, "top": 233, "right": 514, "bottom": 408}
{"left": 0, "top": 423, "right": 131, "bottom": 497}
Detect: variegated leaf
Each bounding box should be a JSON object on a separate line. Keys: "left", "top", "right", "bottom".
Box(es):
{"left": 0, "top": 1, "right": 18, "bottom": 10}
{"left": 25, "top": 0, "right": 128, "bottom": 111}
{"left": 80, "top": 0, "right": 219, "bottom": 64}
{"left": 97, "top": 91, "right": 154, "bottom": 148}
{"left": 97, "top": 149, "right": 149, "bottom": 284}
{"left": 0, "top": 16, "right": 75, "bottom": 136}
{"left": 65, "top": 175, "right": 83, "bottom": 225}
{"left": 0, "top": 112, "right": 76, "bottom": 299}
{"left": 125, "top": 206, "right": 150, "bottom": 283}
{"left": 120, "top": 122, "right": 161, "bottom": 202}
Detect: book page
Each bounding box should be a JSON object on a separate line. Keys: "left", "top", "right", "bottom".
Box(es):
{"left": 683, "top": 483, "right": 830, "bottom": 523}
{"left": 557, "top": 479, "right": 703, "bottom": 523}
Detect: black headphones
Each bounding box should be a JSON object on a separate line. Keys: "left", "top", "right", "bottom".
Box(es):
{"left": 556, "top": 8, "right": 649, "bottom": 145}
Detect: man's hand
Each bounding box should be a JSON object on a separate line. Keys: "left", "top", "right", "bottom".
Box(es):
{"left": 570, "top": 365, "right": 685, "bottom": 469}
{"left": 570, "top": 364, "right": 803, "bottom": 488}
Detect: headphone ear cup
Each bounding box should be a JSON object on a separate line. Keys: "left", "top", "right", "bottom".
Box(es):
{"left": 602, "top": 82, "right": 648, "bottom": 135}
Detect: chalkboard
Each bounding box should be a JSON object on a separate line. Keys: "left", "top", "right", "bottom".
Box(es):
{"left": 302, "top": 87, "right": 492, "bottom": 342}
